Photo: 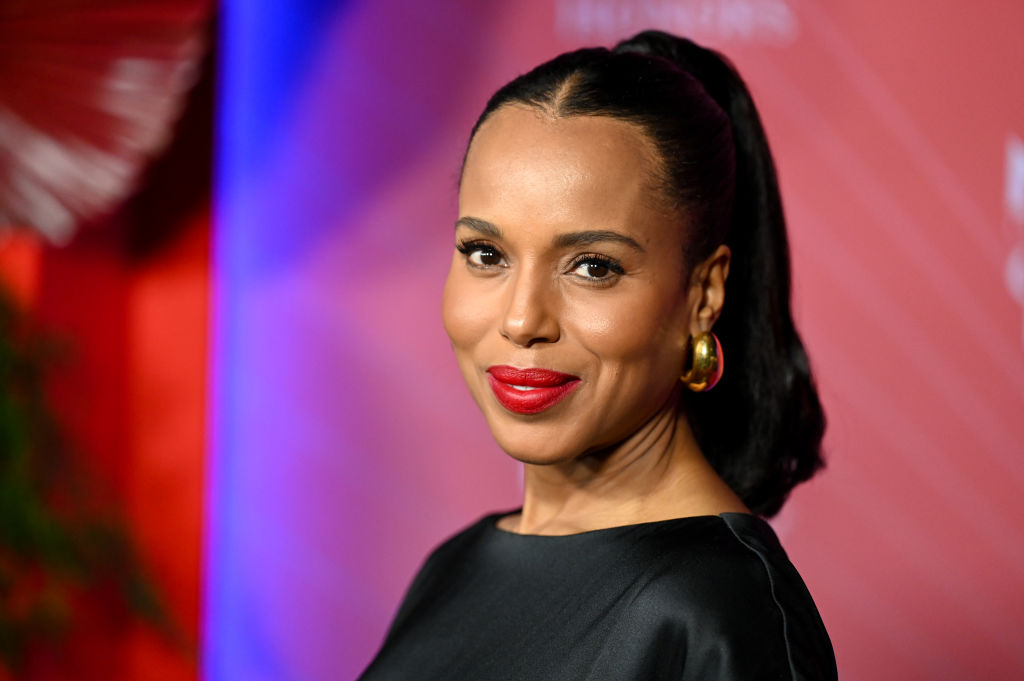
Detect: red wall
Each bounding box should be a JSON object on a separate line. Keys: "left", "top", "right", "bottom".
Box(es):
{"left": 0, "top": 212, "right": 207, "bottom": 681}
{"left": 0, "top": 30, "right": 213, "bottom": 675}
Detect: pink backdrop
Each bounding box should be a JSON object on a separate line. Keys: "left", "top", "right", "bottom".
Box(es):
{"left": 208, "top": 1, "right": 1024, "bottom": 679}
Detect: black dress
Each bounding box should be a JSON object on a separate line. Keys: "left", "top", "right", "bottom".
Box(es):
{"left": 359, "top": 512, "right": 836, "bottom": 680}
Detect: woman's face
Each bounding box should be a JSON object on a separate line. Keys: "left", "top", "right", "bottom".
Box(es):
{"left": 443, "top": 105, "right": 707, "bottom": 464}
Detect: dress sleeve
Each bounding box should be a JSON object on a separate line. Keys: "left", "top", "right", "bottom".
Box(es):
{"left": 673, "top": 580, "right": 837, "bottom": 681}
{"left": 668, "top": 518, "right": 837, "bottom": 681}
{"left": 577, "top": 541, "right": 836, "bottom": 681}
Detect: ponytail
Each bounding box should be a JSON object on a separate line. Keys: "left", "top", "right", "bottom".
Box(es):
{"left": 614, "top": 31, "right": 825, "bottom": 515}
{"left": 468, "top": 31, "right": 826, "bottom": 516}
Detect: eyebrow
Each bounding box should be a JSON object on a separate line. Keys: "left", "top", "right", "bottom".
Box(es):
{"left": 553, "top": 230, "right": 645, "bottom": 253}
{"left": 455, "top": 216, "right": 501, "bottom": 238}
{"left": 455, "top": 217, "right": 645, "bottom": 253}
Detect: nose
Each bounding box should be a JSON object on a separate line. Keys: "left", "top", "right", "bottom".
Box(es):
{"left": 499, "top": 265, "right": 560, "bottom": 347}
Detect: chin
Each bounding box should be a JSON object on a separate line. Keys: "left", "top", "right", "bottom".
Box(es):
{"left": 486, "top": 417, "right": 587, "bottom": 466}
{"left": 499, "top": 446, "right": 575, "bottom": 466}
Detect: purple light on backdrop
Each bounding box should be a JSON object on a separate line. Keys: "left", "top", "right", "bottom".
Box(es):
{"left": 207, "top": 2, "right": 525, "bottom": 679}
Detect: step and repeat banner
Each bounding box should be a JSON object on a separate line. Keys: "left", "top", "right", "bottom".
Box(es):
{"left": 208, "top": 1, "right": 1024, "bottom": 679}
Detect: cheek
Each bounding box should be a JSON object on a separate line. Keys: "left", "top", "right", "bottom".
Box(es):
{"left": 441, "top": 260, "right": 491, "bottom": 351}
{"left": 563, "top": 286, "right": 686, "bottom": 367}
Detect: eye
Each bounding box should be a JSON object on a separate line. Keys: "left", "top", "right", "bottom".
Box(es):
{"left": 568, "top": 254, "right": 624, "bottom": 281}
{"left": 456, "top": 240, "right": 506, "bottom": 268}
{"left": 575, "top": 261, "right": 610, "bottom": 279}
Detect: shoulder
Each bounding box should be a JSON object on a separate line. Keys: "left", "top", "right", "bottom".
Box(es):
{"left": 400, "top": 512, "right": 499, "bottom": 588}
{"left": 626, "top": 514, "right": 837, "bottom": 680}
{"left": 381, "top": 512, "right": 501, "bottom": 634}
{"left": 623, "top": 514, "right": 782, "bottom": 621}
{"left": 418, "top": 510, "right": 513, "bottom": 574}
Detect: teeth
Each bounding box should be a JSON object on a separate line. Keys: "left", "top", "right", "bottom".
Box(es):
{"left": 511, "top": 385, "right": 538, "bottom": 391}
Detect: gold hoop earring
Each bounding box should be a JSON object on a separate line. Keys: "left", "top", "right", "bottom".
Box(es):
{"left": 680, "top": 332, "right": 723, "bottom": 392}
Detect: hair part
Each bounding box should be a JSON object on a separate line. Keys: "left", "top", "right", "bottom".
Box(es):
{"left": 465, "top": 31, "right": 826, "bottom": 517}
{"left": 468, "top": 46, "right": 734, "bottom": 267}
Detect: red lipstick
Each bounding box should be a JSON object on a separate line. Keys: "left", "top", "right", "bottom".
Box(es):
{"left": 486, "top": 365, "right": 581, "bottom": 415}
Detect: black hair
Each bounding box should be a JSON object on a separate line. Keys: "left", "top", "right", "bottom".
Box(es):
{"left": 465, "top": 30, "right": 826, "bottom": 517}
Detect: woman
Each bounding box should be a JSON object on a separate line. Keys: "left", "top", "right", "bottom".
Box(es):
{"left": 360, "top": 30, "right": 836, "bottom": 680}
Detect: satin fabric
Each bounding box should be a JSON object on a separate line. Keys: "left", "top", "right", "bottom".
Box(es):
{"left": 359, "top": 512, "right": 836, "bottom": 680}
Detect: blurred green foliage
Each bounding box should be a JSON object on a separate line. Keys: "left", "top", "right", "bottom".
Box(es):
{"left": 0, "top": 282, "right": 173, "bottom": 672}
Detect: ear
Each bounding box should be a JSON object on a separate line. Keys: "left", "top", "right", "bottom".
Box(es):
{"left": 688, "top": 245, "right": 731, "bottom": 335}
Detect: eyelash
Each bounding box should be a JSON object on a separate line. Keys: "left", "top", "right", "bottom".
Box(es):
{"left": 567, "top": 253, "right": 625, "bottom": 281}
{"left": 455, "top": 239, "right": 625, "bottom": 282}
{"left": 455, "top": 239, "right": 504, "bottom": 267}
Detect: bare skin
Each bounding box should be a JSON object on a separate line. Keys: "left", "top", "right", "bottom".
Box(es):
{"left": 442, "top": 105, "right": 748, "bottom": 536}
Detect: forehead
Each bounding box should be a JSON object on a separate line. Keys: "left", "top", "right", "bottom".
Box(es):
{"left": 460, "top": 106, "right": 673, "bottom": 238}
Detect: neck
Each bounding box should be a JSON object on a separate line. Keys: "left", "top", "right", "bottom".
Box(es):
{"left": 507, "top": 392, "right": 749, "bottom": 535}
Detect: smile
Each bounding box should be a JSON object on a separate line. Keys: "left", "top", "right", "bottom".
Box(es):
{"left": 486, "top": 365, "right": 581, "bottom": 414}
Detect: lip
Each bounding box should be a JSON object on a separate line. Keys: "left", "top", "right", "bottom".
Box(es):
{"left": 486, "top": 365, "right": 581, "bottom": 415}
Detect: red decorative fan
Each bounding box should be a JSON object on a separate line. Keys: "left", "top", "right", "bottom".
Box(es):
{"left": 0, "top": 0, "right": 211, "bottom": 244}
